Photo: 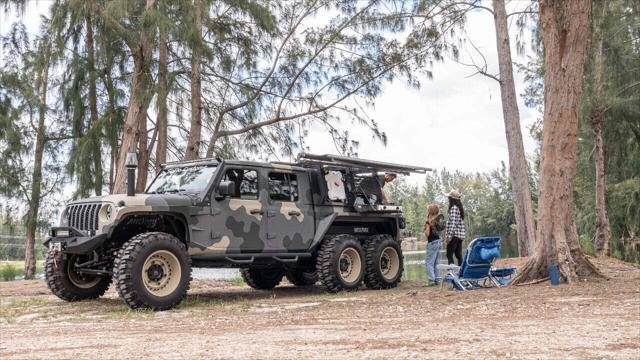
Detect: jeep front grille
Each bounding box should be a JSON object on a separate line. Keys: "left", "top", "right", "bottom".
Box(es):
{"left": 66, "top": 203, "right": 101, "bottom": 232}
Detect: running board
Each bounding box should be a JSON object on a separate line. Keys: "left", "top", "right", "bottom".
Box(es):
{"left": 192, "top": 252, "right": 312, "bottom": 267}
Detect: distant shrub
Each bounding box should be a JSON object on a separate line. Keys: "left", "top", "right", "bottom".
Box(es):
{"left": 0, "top": 263, "right": 19, "bottom": 281}
{"left": 580, "top": 234, "right": 596, "bottom": 256}
{"left": 231, "top": 277, "right": 245, "bottom": 286}
{"left": 613, "top": 248, "right": 623, "bottom": 260}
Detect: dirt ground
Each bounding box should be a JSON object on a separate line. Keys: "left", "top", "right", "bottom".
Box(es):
{"left": 1, "top": 257, "right": 639, "bottom": 359}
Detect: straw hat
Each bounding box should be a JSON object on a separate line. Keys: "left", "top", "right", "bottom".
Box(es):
{"left": 445, "top": 190, "right": 461, "bottom": 200}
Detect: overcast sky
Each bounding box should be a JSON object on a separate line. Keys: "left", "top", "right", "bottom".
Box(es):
{"left": 306, "top": 5, "right": 540, "bottom": 185}
{"left": 1, "top": 1, "right": 540, "bottom": 189}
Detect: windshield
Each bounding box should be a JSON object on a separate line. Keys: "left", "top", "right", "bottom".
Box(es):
{"left": 147, "top": 165, "right": 217, "bottom": 194}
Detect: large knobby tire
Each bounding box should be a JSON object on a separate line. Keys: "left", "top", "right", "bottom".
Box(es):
{"left": 364, "top": 234, "right": 404, "bottom": 289}
{"left": 241, "top": 268, "right": 285, "bottom": 290}
{"left": 316, "top": 234, "right": 365, "bottom": 292}
{"left": 45, "top": 248, "right": 111, "bottom": 301}
{"left": 113, "top": 232, "right": 191, "bottom": 311}
{"left": 285, "top": 269, "right": 318, "bottom": 286}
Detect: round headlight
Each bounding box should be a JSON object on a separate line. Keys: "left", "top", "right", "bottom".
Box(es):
{"left": 105, "top": 205, "right": 113, "bottom": 219}
{"left": 60, "top": 207, "right": 69, "bottom": 226}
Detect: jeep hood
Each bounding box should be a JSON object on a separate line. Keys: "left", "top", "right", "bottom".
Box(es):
{"left": 67, "top": 194, "right": 193, "bottom": 208}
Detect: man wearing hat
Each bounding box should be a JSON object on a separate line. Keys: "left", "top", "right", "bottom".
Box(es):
{"left": 445, "top": 190, "right": 465, "bottom": 265}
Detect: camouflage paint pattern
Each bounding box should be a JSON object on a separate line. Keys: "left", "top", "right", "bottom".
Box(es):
{"left": 56, "top": 160, "right": 402, "bottom": 257}
{"left": 189, "top": 166, "right": 316, "bottom": 255}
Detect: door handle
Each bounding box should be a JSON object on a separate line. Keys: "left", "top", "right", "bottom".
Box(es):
{"left": 288, "top": 210, "right": 301, "bottom": 216}
{"left": 250, "top": 209, "right": 264, "bottom": 215}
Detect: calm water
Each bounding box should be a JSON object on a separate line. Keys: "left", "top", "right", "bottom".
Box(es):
{"left": 194, "top": 251, "right": 436, "bottom": 282}
{"left": 402, "top": 250, "right": 446, "bottom": 282}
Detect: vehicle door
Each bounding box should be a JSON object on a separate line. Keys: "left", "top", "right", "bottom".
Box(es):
{"left": 265, "top": 170, "right": 315, "bottom": 252}
{"left": 208, "top": 166, "right": 267, "bottom": 253}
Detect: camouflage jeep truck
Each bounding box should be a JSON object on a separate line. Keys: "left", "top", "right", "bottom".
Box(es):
{"left": 44, "top": 153, "right": 430, "bottom": 310}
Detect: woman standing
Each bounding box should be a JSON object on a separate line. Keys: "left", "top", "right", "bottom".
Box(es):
{"left": 424, "top": 204, "right": 444, "bottom": 286}
{"left": 445, "top": 190, "right": 465, "bottom": 266}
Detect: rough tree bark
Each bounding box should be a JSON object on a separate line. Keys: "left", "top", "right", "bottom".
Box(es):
{"left": 24, "top": 60, "right": 49, "bottom": 279}
{"left": 492, "top": 0, "right": 537, "bottom": 256}
{"left": 102, "top": 0, "right": 156, "bottom": 194}
{"left": 155, "top": 11, "right": 168, "bottom": 171}
{"left": 590, "top": 1, "right": 611, "bottom": 257}
{"left": 112, "top": 53, "right": 153, "bottom": 193}
{"left": 512, "top": 0, "right": 601, "bottom": 284}
{"left": 85, "top": 12, "right": 102, "bottom": 196}
{"left": 185, "top": 1, "right": 203, "bottom": 161}
{"left": 136, "top": 113, "right": 149, "bottom": 192}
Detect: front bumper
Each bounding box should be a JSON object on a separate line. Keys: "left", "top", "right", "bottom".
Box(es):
{"left": 44, "top": 227, "right": 107, "bottom": 254}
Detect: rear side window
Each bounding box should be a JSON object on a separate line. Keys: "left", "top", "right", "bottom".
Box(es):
{"left": 222, "top": 169, "right": 258, "bottom": 199}
{"left": 268, "top": 172, "right": 298, "bottom": 202}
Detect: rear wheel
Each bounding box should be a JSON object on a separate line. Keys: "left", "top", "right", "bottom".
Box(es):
{"left": 45, "top": 249, "right": 111, "bottom": 301}
{"left": 364, "top": 234, "right": 403, "bottom": 289}
{"left": 241, "top": 268, "right": 285, "bottom": 290}
{"left": 316, "top": 234, "right": 365, "bottom": 292}
{"left": 113, "top": 232, "right": 191, "bottom": 310}
{"left": 285, "top": 269, "right": 318, "bottom": 286}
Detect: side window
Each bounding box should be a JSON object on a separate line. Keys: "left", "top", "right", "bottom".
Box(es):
{"left": 268, "top": 172, "right": 298, "bottom": 202}
{"left": 221, "top": 169, "right": 258, "bottom": 199}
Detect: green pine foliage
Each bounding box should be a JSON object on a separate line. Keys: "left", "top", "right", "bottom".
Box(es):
{"left": 388, "top": 163, "right": 520, "bottom": 258}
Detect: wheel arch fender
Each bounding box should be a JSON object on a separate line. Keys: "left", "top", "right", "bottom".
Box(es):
{"left": 309, "top": 213, "right": 337, "bottom": 251}
{"left": 107, "top": 211, "right": 191, "bottom": 247}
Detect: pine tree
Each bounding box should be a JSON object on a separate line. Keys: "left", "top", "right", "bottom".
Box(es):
{"left": 1, "top": 22, "right": 69, "bottom": 278}
{"left": 513, "top": 0, "right": 602, "bottom": 284}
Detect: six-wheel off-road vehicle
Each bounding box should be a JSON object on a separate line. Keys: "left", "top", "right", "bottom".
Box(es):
{"left": 44, "top": 153, "right": 429, "bottom": 310}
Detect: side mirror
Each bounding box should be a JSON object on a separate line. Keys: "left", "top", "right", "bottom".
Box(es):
{"left": 217, "top": 181, "right": 235, "bottom": 199}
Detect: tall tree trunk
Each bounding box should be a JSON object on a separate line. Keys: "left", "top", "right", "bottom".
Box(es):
{"left": 512, "top": 0, "right": 601, "bottom": 284}
{"left": 185, "top": 1, "right": 203, "bottom": 161}
{"left": 86, "top": 12, "right": 103, "bottom": 196}
{"left": 136, "top": 113, "right": 149, "bottom": 192}
{"left": 206, "top": 122, "right": 221, "bottom": 158}
{"left": 492, "top": 0, "right": 537, "bottom": 257}
{"left": 101, "top": 52, "right": 117, "bottom": 194}
{"left": 25, "top": 62, "right": 49, "bottom": 279}
{"left": 155, "top": 13, "right": 168, "bottom": 171}
{"left": 111, "top": 0, "right": 156, "bottom": 194}
{"left": 112, "top": 53, "right": 152, "bottom": 193}
{"left": 109, "top": 144, "right": 115, "bottom": 193}
{"left": 590, "top": 1, "right": 611, "bottom": 257}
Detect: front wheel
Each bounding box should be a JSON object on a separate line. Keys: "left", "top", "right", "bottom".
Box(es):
{"left": 113, "top": 232, "right": 191, "bottom": 311}
{"left": 363, "top": 234, "right": 403, "bottom": 289}
{"left": 45, "top": 249, "right": 111, "bottom": 301}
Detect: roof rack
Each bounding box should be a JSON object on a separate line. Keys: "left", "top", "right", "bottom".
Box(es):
{"left": 296, "top": 153, "right": 431, "bottom": 175}
{"left": 162, "top": 157, "right": 219, "bottom": 168}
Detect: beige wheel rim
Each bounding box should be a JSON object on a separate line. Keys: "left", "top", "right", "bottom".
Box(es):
{"left": 380, "top": 247, "right": 400, "bottom": 281}
{"left": 67, "top": 255, "right": 101, "bottom": 289}
{"left": 142, "top": 250, "right": 181, "bottom": 297}
{"left": 338, "top": 247, "right": 362, "bottom": 284}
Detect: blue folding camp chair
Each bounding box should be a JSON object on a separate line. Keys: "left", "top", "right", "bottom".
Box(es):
{"left": 444, "top": 236, "right": 516, "bottom": 291}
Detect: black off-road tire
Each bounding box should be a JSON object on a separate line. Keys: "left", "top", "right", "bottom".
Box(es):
{"left": 241, "top": 268, "right": 285, "bottom": 290}
{"left": 113, "top": 232, "right": 192, "bottom": 311}
{"left": 363, "top": 234, "right": 404, "bottom": 289}
{"left": 45, "top": 248, "right": 111, "bottom": 301}
{"left": 285, "top": 269, "right": 318, "bottom": 286}
{"left": 316, "top": 234, "right": 365, "bottom": 293}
